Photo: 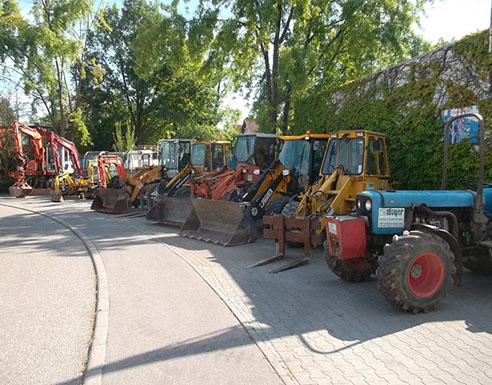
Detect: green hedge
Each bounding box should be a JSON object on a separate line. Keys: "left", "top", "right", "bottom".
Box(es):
{"left": 293, "top": 30, "right": 491, "bottom": 190}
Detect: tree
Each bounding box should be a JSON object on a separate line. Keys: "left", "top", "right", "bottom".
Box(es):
{"left": 0, "top": 0, "right": 94, "bottom": 143}
{"left": 0, "top": 96, "right": 16, "bottom": 127}
{"left": 80, "top": 0, "right": 226, "bottom": 148}
{"left": 200, "top": 0, "right": 430, "bottom": 134}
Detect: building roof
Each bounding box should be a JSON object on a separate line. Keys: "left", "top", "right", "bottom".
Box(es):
{"left": 241, "top": 119, "right": 259, "bottom": 133}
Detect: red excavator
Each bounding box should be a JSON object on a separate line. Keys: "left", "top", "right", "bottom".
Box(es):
{"left": 9, "top": 121, "right": 49, "bottom": 197}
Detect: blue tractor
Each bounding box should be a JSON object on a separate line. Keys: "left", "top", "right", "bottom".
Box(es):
{"left": 324, "top": 113, "right": 492, "bottom": 313}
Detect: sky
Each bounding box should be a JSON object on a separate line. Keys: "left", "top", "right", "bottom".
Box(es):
{"left": 4, "top": 0, "right": 492, "bottom": 122}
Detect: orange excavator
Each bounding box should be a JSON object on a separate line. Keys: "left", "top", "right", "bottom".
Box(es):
{"left": 9, "top": 121, "right": 49, "bottom": 197}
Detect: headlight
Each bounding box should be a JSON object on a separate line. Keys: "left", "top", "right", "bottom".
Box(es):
{"left": 282, "top": 169, "right": 290, "bottom": 176}
{"left": 253, "top": 169, "right": 260, "bottom": 175}
{"left": 365, "top": 200, "right": 372, "bottom": 211}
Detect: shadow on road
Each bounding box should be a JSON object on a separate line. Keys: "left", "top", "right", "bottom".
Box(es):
{"left": 3, "top": 197, "right": 491, "bottom": 383}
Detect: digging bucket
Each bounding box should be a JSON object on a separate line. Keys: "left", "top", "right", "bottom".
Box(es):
{"left": 178, "top": 198, "right": 258, "bottom": 246}
{"left": 91, "top": 188, "right": 130, "bottom": 214}
{"left": 9, "top": 184, "right": 32, "bottom": 198}
{"left": 146, "top": 196, "right": 193, "bottom": 227}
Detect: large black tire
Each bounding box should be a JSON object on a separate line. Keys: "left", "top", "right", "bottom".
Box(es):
{"left": 281, "top": 200, "right": 300, "bottom": 216}
{"left": 173, "top": 186, "right": 191, "bottom": 198}
{"left": 377, "top": 230, "right": 455, "bottom": 313}
{"left": 264, "top": 196, "right": 290, "bottom": 216}
{"left": 463, "top": 248, "right": 492, "bottom": 275}
{"left": 156, "top": 179, "right": 170, "bottom": 196}
{"left": 144, "top": 181, "right": 160, "bottom": 197}
{"left": 324, "top": 241, "right": 376, "bottom": 282}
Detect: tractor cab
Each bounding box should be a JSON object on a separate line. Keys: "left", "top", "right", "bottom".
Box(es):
{"left": 191, "top": 141, "right": 232, "bottom": 174}
{"left": 234, "top": 133, "right": 280, "bottom": 170}
{"left": 278, "top": 132, "right": 329, "bottom": 192}
{"left": 158, "top": 139, "right": 194, "bottom": 179}
{"left": 312, "top": 130, "right": 391, "bottom": 215}
{"left": 124, "top": 149, "right": 155, "bottom": 173}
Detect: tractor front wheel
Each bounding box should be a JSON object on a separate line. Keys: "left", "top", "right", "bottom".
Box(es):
{"left": 377, "top": 230, "right": 455, "bottom": 313}
{"left": 324, "top": 241, "right": 376, "bottom": 282}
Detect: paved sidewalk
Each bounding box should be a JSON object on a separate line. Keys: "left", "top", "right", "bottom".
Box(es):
{"left": 4, "top": 196, "right": 492, "bottom": 385}
{"left": 0, "top": 204, "right": 95, "bottom": 385}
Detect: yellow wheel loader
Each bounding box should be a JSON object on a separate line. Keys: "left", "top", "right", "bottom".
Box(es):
{"left": 146, "top": 140, "right": 232, "bottom": 226}
{"left": 178, "top": 132, "right": 330, "bottom": 246}
{"left": 255, "top": 130, "right": 393, "bottom": 272}
{"left": 91, "top": 139, "right": 196, "bottom": 214}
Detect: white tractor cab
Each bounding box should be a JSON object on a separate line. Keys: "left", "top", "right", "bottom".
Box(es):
{"left": 124, "top": 149, "right": 157, "bottom": 173}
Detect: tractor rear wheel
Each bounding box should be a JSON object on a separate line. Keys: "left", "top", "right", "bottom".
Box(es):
{"left": 324, "top": 241, "right": 376, "bottom": 282}
{"left": 264, "top": 196, "right": 290, "bottom": 216}
{"left": 377, "top": 230, "right": 455, "bottom": 313}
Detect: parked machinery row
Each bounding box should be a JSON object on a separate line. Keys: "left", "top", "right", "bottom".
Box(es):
{"left": 7, "top": 114, "right": 491, "bottom": 314}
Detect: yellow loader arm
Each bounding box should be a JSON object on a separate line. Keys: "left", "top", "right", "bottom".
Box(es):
{"left": 126, "top": 166, "right": 163, "bottom": 203}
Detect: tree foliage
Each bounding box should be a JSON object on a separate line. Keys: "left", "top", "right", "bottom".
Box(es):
{"left": 0, "top": 0, "right": 93, "bottom": 141}
{"left": 198, "top": 0, "right": 430, "bottom": 133}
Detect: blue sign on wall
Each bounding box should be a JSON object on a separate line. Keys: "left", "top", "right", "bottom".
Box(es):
{"left": 443, "top": 106, "right": 480, "bottom": 144}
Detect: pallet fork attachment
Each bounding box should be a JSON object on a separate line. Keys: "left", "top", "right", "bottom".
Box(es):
{"left": 248, "top": 215, "right": 323, "bottom": 273}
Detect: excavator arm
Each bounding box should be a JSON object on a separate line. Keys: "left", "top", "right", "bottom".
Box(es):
{"left": 47, "top": 132, "right": 84, "bottom": 175}
{"left": 9, "top": 121, "right": 46, "bottom": 197}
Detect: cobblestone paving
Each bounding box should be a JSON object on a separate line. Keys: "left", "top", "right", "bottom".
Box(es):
{"left": 9, "top": 199, "right": 492, "bottom": 385}
{"left": 135, "top": 218, "right": 492, "bottom": 385}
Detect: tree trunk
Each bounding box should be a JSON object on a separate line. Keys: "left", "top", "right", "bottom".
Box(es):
{"left": 281, "top": 92, "right": 291, "bottom": 135}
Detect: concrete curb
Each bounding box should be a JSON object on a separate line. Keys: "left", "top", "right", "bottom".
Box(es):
{"left": 0, "top": 203, "right": 108, "bottom": 385}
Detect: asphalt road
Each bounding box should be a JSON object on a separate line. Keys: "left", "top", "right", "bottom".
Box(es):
{"left": 0, "top": 204, "right": 95, "bottom": 385}
{"left": 2, "top": 195, "right": 492, "bottom": 385}
{"left": 0, "top": 196, "right": 283, "bottom": 385}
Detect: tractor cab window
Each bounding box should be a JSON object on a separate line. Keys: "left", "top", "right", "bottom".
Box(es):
{"left": 178, "top": 142, "right": 191, "bottom": 168}
{"left": 192, "top": 143, "right": 206, "bottom": 165}
{"left": 234, "top": 136, "right": 256, "bottom": 163}
{"left": 225, "top": 145, "right": 231, "bottom": 167}
{"left": 322, "top": 138, "right": 364, "bottom": 175}
{"left": 160, "top": 142, "right": 177, "bottom": 169}
{"left": 279, "top": 139, "right": 311, "bottom": 176}
{"left": 254, "top": 137, "right": 278, "bottom": 169}
{"left": 141, "top": 153, "right": 152, "bottom": 168}
{"left": 378, "top": 140, "right": 387, "bottom": 175}
{"left": 212, "top": 144, "right": 224, "bottom": 170}
{"left": 366, "top": 138, "right": 378, "bottom": 175}
{"left": 312, "top": 139, "right": 328, "bottom": 177}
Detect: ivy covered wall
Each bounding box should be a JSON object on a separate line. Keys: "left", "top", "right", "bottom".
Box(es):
{"left": 293, "top": 30, "right": 491, "bottom": 190}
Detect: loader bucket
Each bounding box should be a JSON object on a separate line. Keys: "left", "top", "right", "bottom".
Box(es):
{"left": 91, "top": 188, "right": 130, "bottom": 214}
{"left": 9, "top": 183, "right": 32, "bottom": 198}
{"left": 178, "top": 199, "right": 258, "bottom": 246}
{"left": 146, "top": 196, "right": 193, "bottom": 227}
